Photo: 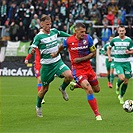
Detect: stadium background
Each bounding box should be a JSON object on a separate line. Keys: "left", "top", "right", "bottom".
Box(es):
{"left": 0, "top": 0, "right": 133, "bottom": 76}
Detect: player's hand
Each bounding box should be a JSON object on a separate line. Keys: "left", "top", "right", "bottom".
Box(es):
{"left": 24, "top": 60, "right": 28, "bottom": 64}
{"left": 74, "top": 58, "right": 82, "bottom": 63}
{"left": 125, "top": 50, "right": 130, "bottom": 54}
{"left": 108, "top": 57, "right": 112, "bottom": 62}
{"left": 50, "top": 52, "right": 58, "bottom": 58}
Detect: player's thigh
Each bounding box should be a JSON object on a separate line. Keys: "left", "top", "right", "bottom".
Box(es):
{"left": 124, "top": 62, "right": 132, "bottom": 79}
{"left": 110, "top": 61, "right": 115, "bottom": 69}
{"left": 56, "top": 60, "right": 70, "bottom": 78}
{"left": 80, "top": 79, "right": 93, "bottom": 94}
{"left": 115, "top": 64, "right": 124, "bottom": 75}
{"left": 40, "top": 65, "right": 55, "bottom": 86}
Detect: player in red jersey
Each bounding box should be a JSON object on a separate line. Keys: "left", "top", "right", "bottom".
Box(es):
{"left": 25, "top": 47, "right": 45, "bottom": 104}
{"left": 51, "top": 22, "right": 102, "bottom": 120}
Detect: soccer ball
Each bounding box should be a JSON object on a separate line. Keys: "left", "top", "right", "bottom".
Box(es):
{"left": 123, "top": 100, "right": 133, "bottom": 113}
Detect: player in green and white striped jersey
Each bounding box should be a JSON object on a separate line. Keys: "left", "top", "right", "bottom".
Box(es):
{"left": 103, "top": 36, "right": 115, "bottom": 88}
{"left": 30, "top": 15, "right": 73, "bottom": 117}
{"left": 108, "top": 25, "right": 133, "bottom": 104}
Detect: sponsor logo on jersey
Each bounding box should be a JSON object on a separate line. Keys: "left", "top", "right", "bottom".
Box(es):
{"left": 71, "top": 45, "right": 88, "bottom": 50}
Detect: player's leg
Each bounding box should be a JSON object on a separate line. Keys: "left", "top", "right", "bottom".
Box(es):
{"left": 36, "top": 65, "right": 54, "bottom": 117}
{"left": 115, "top": 64, "right": 124, "bottom": 94}
{"left": 80, "top": 78, "right": 102, "bottom": 120}
{"left": 87, "top": 69, "right": 102, "bottom": 120}
{"left": 36, "top": 85, "right": 49, "bottom": 117}
{"left": 106, "top": 59, "right": 111, "bottom": 87}
{"left": 56, "top": 60, "right": 73, "bottom": 101}
{"left": 36, "top": 76, "right": 45, "bottom": 104}
{"left": 109, "top": 61, "right": 115, "bottom": 88}
{"left": 118, "top": 63, "right": 132, "bottom": 104}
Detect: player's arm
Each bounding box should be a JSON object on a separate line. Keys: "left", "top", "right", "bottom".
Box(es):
{"left": 107, "top": 46, "right": 112, "bottom": 62}
{"left": 24, "top": 54, "right": 33, "bottom": 64}
{"left": 126, "top": 49, "right": 133, "bottom": 54}
{"left": 126, "top": 39, "right": 133, "bottom": 54}
{"left": 51, "top": 39, "right": 67, "bottom": 58}
{"left": 30, "top": 35, "right": 40, "bottom": 55}
{"left": 74, "top": 45, "right": 96, "bottom": 63}
{"left": 58, "top": 30, "right": 71, "bottom": 37}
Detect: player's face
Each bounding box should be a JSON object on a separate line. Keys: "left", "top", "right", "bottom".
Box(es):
{"left": 118, "top": 27, "right": 126, "bottom": 38}
{"left": 75, "top": 27, "right": 86, "bottom": 40}
{"left": 41, "top": 20, "right": 52, "bottom": 34}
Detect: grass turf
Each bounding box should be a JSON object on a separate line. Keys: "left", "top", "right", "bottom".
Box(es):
{"left": 0, "top": 77, "right": 133, "bottom": 133}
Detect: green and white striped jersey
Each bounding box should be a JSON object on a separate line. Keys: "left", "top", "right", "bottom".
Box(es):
{"left": 31, "top": 28, "right": 64, "bottom": 64}
{"left": 109, "top": 36, "right": 133, "bottom": 62}
{"left": 103, "top": 42, "right": 115, "bottom": 59}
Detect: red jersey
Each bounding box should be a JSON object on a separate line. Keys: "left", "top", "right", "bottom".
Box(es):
{"left": 25, "top": 48, "right": 41, "bottom": 71}
{"left": 63, "top": 34, "right": 94, "bottom": 70}
{"left": 64, "top": 34, "right": 98, "bottom": 86}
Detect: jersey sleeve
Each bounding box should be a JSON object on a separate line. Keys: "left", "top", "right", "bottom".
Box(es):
{"left": 109, "top": 38, "right": 114, "bottom": 47}
{"left": 103, "top": 43, "right": 107, "bottom": 52}
{"left": 87, "top": 34, "right": 93, "bottom": 47}
{"left": 25, "top": 54, "right": 32, "bottom": 61}
{"left": 87, "top": 35, "right": 96, "bottom": 52}
{"left": 128, "top": 38, "right": 133, "bottom": 50}
{"left": 63, "top": 39, "right": 68, "bottom": 48}
{"left": 31, "top": 35, "right": 40, "bottom": 48}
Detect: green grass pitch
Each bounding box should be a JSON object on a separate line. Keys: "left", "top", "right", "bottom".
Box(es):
{"left": 0, "top": 77, "right": 133, "bottom": 133}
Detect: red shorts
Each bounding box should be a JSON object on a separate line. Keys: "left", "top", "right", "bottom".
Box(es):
{"left": 72, "top": 67, "right": 98, "bottom": 86}
{"left": 34, "top": 65, "right": 41, "bottom": 78}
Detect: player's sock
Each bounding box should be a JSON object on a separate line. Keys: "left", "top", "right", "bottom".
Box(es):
{"left": 110, "top": 74, "right": 114, "bottom": 84}
{"left": 60, "top": 82, "right": 69, "bottom": 91}
{"left": 37, "top": 83, "right": 42, "bottom": 92}
{"left": 120, "top": 83, "right": 128, "bottom": 97}
{"left": 117, "top": 78, "right": 123, "bottom": 87}
{"left": 36, "top": 96, "right": 43, "bottom": 108}
{"left": 87, "top": 94, "right": 100, "bottom": 116}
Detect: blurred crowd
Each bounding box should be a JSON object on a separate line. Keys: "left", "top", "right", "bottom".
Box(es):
{"left": 0, "top": 0, "right": 133, "bottom": 46}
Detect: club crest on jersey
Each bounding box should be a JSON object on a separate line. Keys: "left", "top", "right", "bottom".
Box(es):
{"left": 83, "top": 40, "right": 87, "bottom": 44}
{"left": 72, "top": 43, "right": 74, "bottom": 45}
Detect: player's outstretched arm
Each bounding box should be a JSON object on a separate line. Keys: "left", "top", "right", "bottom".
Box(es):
{"left": 107, "top": 46, "right": 112, "bottom": 62}
{"left": 74, "top": 50, "right": 96, "bottom": 63}
{"left": 50, "top": 44, "right": 64, "bottom": 58}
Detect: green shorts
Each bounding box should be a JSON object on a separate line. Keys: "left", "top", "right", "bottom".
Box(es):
{"left": 114, "top": 62, "right": 132, "bottom": 79}
{"left": 105, "top": 58, "right": 114, "bottom": 71}
{"left": 41, "top": 59, "right": 70, "bottom": 86}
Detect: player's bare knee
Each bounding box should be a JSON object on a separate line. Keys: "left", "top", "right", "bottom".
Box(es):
{"left": 66, "top": 74, "right": 73, "bottom": 81}
{"left": 92, "top": 86, "right": 100, "bottom": 93}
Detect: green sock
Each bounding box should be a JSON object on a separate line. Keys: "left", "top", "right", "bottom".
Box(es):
{"left": 110, "top": 74, "right": 114, "bottom": 84}
{"left": 117, "top": 79, "right": 123, "bottom": 87}
{"left": 107, "top": 75, "right": 110, "bottom": 82}
{"left": 36, "top": 96, "right": 43, "bottom": 108}
{"left": 61, "top": 82, "right": 69, "bottom": 90}
{"left": 120, "top": 84, "right": 128, "bottom": 97}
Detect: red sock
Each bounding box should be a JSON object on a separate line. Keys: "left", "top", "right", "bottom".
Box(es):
{"left": 37, "top": 83, "right": 42, "bottom": 92}
{"left": 87, "top": 94, "right": 100, "bottom": 116}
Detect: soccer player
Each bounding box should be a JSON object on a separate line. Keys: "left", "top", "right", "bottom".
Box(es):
{"left": 24, "top": 47, "right": 45, "bottom": 104}
{"left": 51, "top": 23, "right": 102, "bottom": 120}
{"left": 103, "top": 36, "right": 115, "bottom": 88}
{"left": 108, "top": 25, "right": 133, "bottom": 104}
{"left": 30, "top": 15, "right": 73, "bottom": 117}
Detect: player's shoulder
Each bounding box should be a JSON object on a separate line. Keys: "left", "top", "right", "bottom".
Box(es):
{"left": 125, "top": 36, "right": 132, "bottom": 41}
{"left": 66, "top": 34, "right": 75, "bottom": 42}
{"left": 50, "top": 28, "right": 59, "bottom": 33}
